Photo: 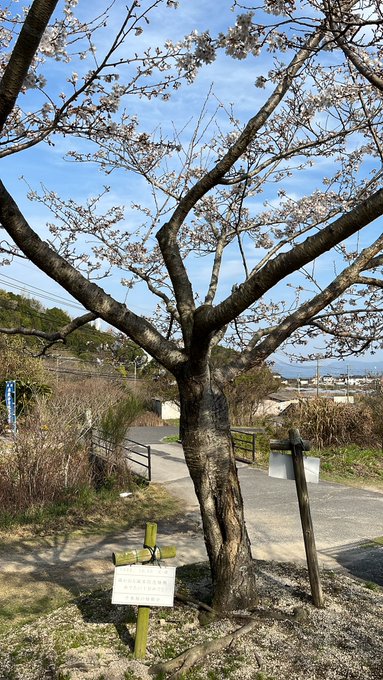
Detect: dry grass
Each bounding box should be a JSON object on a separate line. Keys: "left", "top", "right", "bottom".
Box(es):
{"left": 290, "top": 398, "right": 377, "bottom": 449}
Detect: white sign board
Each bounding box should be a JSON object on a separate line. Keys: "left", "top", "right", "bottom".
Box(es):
{"left": 269, "top": 452, "right": 320, "bottom": 484}
{"left": 112, "top": 564, "right": 176, "bottom": 606}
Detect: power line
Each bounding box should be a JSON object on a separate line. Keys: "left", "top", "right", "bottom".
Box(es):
{"left": 0, "top": 274, "right": 85, "bottom": 310}
{"left": 0, "top": 290, "right": 104, "bottom": 336}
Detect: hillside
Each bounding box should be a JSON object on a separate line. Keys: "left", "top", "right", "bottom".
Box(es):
{"left": 0, "top": 289, "right": 143, "bottom": 365}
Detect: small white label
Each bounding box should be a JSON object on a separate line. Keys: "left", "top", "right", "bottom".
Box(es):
{"left": 112, "top": 564, "right": 176, "bottom": 606}
{"left": 268, "top": 452, "right": 320, "bottom": 484}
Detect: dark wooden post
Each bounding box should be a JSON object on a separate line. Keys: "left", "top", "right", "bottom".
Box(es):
{"left": 289, "top": 428, "right": 324, "bottom": 608}
{"left": 252, "top": 432, "right": 256, "bottom": 463}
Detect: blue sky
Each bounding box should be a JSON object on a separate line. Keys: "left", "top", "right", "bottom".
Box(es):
{"left": 1, "top": 0, "right": 383, "bottom": 362}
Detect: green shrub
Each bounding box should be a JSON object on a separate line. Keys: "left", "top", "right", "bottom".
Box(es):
{"left": 99, "top": 393, "right": 144, "bottom": 449}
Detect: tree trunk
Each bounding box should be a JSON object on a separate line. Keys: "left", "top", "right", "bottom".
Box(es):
{"left": 177, "top": 369, "right": 257, "bottom": 613}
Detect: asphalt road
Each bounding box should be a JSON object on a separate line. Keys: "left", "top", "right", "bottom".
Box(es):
{"left": 130, "top": 427, "right": 383, "bottom": 586}
{"left": 128, "top": 426, "right": 179, "bottom": 445}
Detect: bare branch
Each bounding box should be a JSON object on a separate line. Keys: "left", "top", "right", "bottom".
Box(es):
{"left": 0, "top": 311, "right": 101, "bottom": 355}
{"left": 197, "top": 189, "right": 383, "bottom": 334}
{"left": 356, "top": 275, "right": 383, "bottom": 289}
{"left": 0, "top": 181, "right": 186, "bottom": 371}
{"left": 218, "top": 232, "right": 383, "bottom": 382}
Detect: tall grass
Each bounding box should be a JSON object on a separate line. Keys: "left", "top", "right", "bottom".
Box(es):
{"left": 0, "top": 380, "right": 144, "bottom": 523}
{"left": 289, "top": 398, "right": 376, "bottom": 449}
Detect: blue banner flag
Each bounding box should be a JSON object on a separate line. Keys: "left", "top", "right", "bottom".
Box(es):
{"left": 5, "top": 380, "right": 16, "bottom": 435}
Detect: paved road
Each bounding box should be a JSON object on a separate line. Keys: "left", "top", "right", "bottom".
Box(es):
{"left": 128, "top": 426, "right": 179, "bottom": 445}
{"left": 131, "top": 428, "right": 383, "bottom": 586}
{"left": 1, "top": 427, "right": 381, "bottom": 606}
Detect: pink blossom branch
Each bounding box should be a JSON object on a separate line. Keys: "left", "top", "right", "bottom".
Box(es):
{"left": 199, "top": 188, "right": 383, "bottom": 334}
{"left": 329, "top": 20, "right": 383, "bottom": 92}
{"left": 308, "top": 319, "right": 381, "bottom": 342}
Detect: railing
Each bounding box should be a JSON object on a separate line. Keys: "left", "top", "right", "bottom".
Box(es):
{"left": 91, "top": 432, "right": 151, "bottom": 482}
{"left": 231, "top": 429, "right": 256, "bottom": 463}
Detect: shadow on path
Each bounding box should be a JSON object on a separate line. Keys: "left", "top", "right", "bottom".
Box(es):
{"left": 322, "top": 540, "right": 383, "bottom": 586}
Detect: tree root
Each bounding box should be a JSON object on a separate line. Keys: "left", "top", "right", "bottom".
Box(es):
{"left": 149, "top": 592, "right": 298, "bottom": 678}
{"left": 175, "top": 591, "right": 214, "bottom": 613}
{"left": 149, "top": 618, "right": 261, "bottom": 679}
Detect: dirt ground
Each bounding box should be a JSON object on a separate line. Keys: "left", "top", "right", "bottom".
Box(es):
{"left": 0, "top": 558, "right": 382, "bottom": 680}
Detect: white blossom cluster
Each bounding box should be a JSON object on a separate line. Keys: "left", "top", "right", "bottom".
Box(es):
{"left": 2, "top": 1, "right": 383, "bottom": 357}
{"left": 218, "top": 13, "right": 262, "bottom": 60}
{"left": 264, "top": 0, "right": 296, "bottom": 15}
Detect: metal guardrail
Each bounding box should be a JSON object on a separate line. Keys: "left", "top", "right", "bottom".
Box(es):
{"left": 231, "top": 429, "right": 256, "bottom": 463}
{"left": 91, "top": 432, "right": 151, "bottom": 482}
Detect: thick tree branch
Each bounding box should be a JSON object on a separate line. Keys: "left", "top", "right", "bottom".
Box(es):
{"left": 0, "top": 0, "right": 59, "bottom": 133}
{"left": 0, "top": 181, "right": 186, "bottom": 371}
{"left": 156, "top": 28, "right": 324, "bottom": 344}
{"left": 365, "top": 254, "right": 383, "bottom": 269}
{"left": 158, "top": 29, "right": 324, "bottom": 240}
{"left": 356, "top": 275, "right": 383, "bottom": 288}
{"left": 217, "top": 232, "right": 383, "bottom": 383}
{"left": 197, "top": 188, "right": 383, "bottom": 335}
{"left": 205, "top": 237, "right": 226, "bottom": 304}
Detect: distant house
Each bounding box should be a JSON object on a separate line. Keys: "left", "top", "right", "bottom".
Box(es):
{"left": 332, "top": 395, "right": 355, "bottom": 404}
{"left": 322, "top": 375, "right": 336, "bottom": 385}
{"left": 152, "top": 399, "right": 180, "bottom": 420}
{"left": 255, "top": 392, "right": 298, "bottom": 417}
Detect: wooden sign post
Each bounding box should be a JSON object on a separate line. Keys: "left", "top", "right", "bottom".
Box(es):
{"left": 270, "top": 429, "right": 324, "bottom": 608}
{"left": 112, "top": 522, "right": 176, "bottom": 659}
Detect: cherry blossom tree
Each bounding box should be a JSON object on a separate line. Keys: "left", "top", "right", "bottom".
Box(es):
{"left": 1, "top": 0, "right": 383, "bottom": 611}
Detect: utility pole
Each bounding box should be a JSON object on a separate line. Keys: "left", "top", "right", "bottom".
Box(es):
{"left": 346, "top": 365, "right": 350, "bottom": 403}
{"left": 316, "top": 357, "right": 320, "bottom": 398}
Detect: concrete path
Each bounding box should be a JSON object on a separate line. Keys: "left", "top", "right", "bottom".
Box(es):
{"left": 1, "top": 429, "right": 380, "bottom": 600}
{"left": 147, "top": 435, "right": 383, "bottom": 586}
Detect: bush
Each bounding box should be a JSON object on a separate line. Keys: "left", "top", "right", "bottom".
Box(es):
{"left": 0, "top": 375, "right": 147, "bottom": 519}
{"left": 0, "top": 398, "right": 90, "bottom": 515}
{"left": 99, "top": 393, "right": 143, "bottom": 448}
{"left": 227, "top": 365, "right": 281, "bottom": 426}
{"left": 290, "top": 398, "right": 376, "bottom": 449}
{"left": 0, "top": 337, "right": 52, "bottom": 430}
{"left": 361, "top": 391, "right": 383, "bottom": 450}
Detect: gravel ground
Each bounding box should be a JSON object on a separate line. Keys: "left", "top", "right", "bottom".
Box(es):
{"left": 0, "top": 560, "right": 382, "bottom": 680}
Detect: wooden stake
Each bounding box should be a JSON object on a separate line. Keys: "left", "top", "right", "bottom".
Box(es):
{"left": 289, "top": 428, "right": 324, "bottom": 608}
{"left": 134, "top": 522, "right": 157, "bottom": 659}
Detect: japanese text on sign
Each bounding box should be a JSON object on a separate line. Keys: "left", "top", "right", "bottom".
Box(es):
{"left": 112, "top": 564, "right": 176, "bottom": 606}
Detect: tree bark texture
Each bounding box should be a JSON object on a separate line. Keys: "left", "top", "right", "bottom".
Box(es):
{"left": 178, "top": 367, "right": 256, "bottom": 612}
{"left": 0, "top": 0, "right": 59, "bottom": 133}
